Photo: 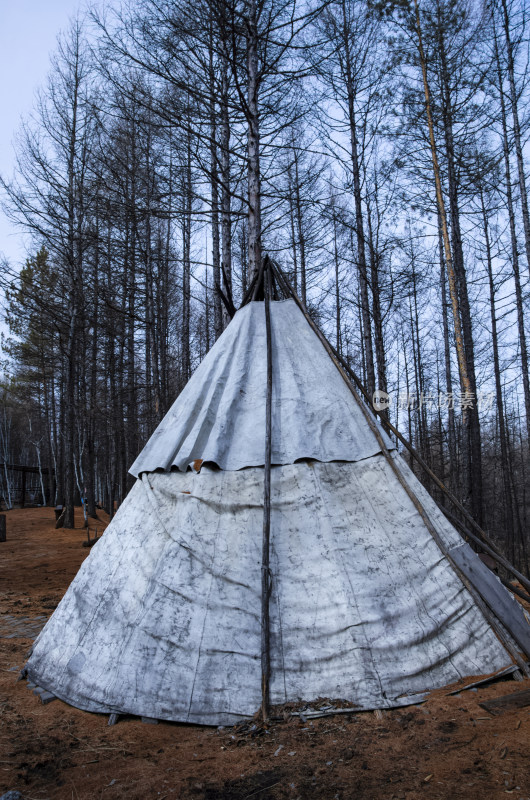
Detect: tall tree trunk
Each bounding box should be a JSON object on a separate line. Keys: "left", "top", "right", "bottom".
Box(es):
{"left": 287, "top": 164, "right": 299, "bottom": 293}
{"left": 500, "top": 0, "right": 530, "bottom": 279}
{"left": 493, "top": 23, "right": 530, "bottom": 449}
{"left": 220, "top": 57, "right": 232, "bottom": 327}
{"left": 410, "top": 252, "right": 430, "bottom": 466}
{"left": 240, "top": 221, "right": 248, "bottom": 294}
{"left": 247, "top": 0, "right": 262, "bottom": 278}
{"left": 437, "top": 14, "right": 483, "bottom": 523}
{"left": 480, "top": 186, "right": 515, "bottom": 555}
{"left": 293, "top": 148, "right": 307, "bottom": 305}
{"left": 63, "top": 49, "right": 82, "bottom": 530}
{"left": 181, "top": 129, "right": 192, "bottom": 383}
{"left": 340, "top": 0, "right": 375, "bottom": 396}
{"left": 402, "top": 325, "right": 414, "bottom": 469}
{"left": 333, "top": 210, "right": 341, "bottom": 354}
{"left": 438, "top": 218, "right": 457, "bottom": 489}
{"left": 209, "top": 28, "right": 223, "bottom": 339}
{"left": 367, "top": 197, "right": 387, "bottom": 410}
{"left": 86, "top": 198, "right": 100, "bottom": 518}
{"left": 413, "top": 0, "right": 481, "bottom": 521}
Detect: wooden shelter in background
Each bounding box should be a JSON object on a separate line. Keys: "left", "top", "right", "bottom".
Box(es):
{"left": 0, "top": 463, "right": 55, "bottom": 509}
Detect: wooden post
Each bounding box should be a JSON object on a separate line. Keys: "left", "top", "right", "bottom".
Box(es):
{"left": 21, "top": 467, "right": 26, "bottom": 509}
{"left": 0, "top": 515, "right": 6, "bottom": 542}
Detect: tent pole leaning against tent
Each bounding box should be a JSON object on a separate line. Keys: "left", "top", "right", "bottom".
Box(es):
{"left": 269, "top": 259, "right": 530, "bottom": 596}
{"left": 441, "top": 507, "right": 530, "bottom": 603}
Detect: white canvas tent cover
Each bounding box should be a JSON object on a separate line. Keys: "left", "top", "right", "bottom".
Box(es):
{"left": 129, "top": 299, "right": 394, "bottom": 475}
{"left": 26, "top": 299, "right": 530, "bottom": 725}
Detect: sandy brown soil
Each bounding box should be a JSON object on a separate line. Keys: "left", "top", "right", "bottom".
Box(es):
{"left": 0, "top": 507, "right": 529, "bottom": 800}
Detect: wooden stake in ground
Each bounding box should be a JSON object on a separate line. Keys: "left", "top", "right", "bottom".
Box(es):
{"left": 0, "top": 515, "right": 5, "bottom": 542}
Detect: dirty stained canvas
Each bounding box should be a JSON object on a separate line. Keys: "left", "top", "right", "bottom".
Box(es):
{"left": 25, "top": 299, "right": 529, "bottom": 724}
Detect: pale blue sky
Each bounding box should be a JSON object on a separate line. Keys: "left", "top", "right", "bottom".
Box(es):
{"left": 0, "top": 0, "right": 82, "bottom": 267}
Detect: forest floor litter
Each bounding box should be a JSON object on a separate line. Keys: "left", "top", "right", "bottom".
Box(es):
{"left": 0, "top": 507, "right": 529, "bottom": 799}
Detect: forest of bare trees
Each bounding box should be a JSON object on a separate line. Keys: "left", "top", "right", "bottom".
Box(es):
{"left": 1, "top": 0, "right": 529, "bottom": 573}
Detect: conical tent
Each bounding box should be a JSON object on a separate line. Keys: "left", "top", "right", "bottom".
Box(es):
{"left": 25, "top": 277, "right": 530, "bottom": 725}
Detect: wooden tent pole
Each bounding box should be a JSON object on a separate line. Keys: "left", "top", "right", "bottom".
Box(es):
{"left": 442, "top": 507, "right": 530, "bottom": 595}
{"left": 240, "top": 268, "right": 260, "bottom": 307}
{"left": 252, "top": 257, "right": 267, "bottom": 302}
{"left": 261, "top": 258, "right": 273, "bottom": 721}
{"left": 270, "top": 261, "right": 530, "bottom": 593}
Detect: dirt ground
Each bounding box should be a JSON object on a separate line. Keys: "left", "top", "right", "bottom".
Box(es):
{"left": 0, "top": 507, "right": 529, "bottom": 800}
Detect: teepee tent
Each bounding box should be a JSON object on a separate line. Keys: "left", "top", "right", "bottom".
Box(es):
{"left": 25, "top": 259, "right": 530, "bottom": 726}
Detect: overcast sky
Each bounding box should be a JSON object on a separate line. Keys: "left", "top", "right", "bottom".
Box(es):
{"left": 0, "top": 0, "right": 82, "bottom": 268}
